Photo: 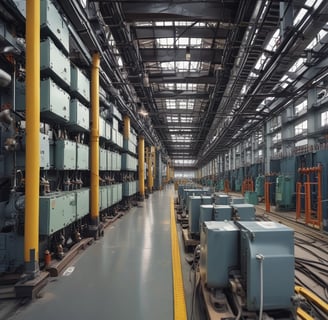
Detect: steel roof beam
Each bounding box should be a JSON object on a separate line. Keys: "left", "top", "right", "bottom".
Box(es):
{"left": 135, "top": 26, "right": 229, "bottom": 39}
{"left": 153, "top": 91, "right": 209, "bottom": 99}
{"left": 120, "top": 3, "right": 236, "bottom": 21}
{"left": 150, "top": 72, "right": 216, "bottom": 84}
{"left": 140, "top": 48, "right": 223, "bottom": 63}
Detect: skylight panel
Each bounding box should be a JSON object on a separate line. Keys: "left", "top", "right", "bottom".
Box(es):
{"left": 166, "top": 99, "right": 176, "bottom": 109}
{"left": 181, "top": 117, "right": 193, "bottom": 123}
{"left": 294, "top": 8, "right": 308, "bottom": 26}
{"left": 176, "top": 83, "right": 187, "bottom": 90}
{"left": 157, "top": 38, "right": 174, "bottom": 48}
{"left": 289, "top": 57, "right": 305, "bottom": 73}
{"left": 179, "top": 101, "right": 187, "bottom": 109}
{"left": 176, "top": 37, "right": 189, "bottom": 48}
{"left": 265, "top": 29, "right": 280, "bottom": 52}
{"left": 305, "top": 0, "right": 323, "bottom": 9}
{"left": 164, "top": 83, "right": 175, "bottom": 90}
{"left": 161, "top": 62, "right": 175, "bottom": 70}
{"left": 254, "top": 53, "right": 268, "bottom": 70}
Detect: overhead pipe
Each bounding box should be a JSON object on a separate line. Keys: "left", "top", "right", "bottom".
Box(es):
{"left": 24, "top": 0, "right": 40, "bottom": 277}
{"left": 90, "top": 52, "right": 100, "bottom": 233}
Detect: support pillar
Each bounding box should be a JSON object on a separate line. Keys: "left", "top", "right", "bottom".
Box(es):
{"left": 90, "top": 52, "right": 101, "bottom": 238}
{"left": 24, "top": 0, "right": 40, "bottom": 277}
{"left": 138, "top": 136, "right": 145, "bottom": 199}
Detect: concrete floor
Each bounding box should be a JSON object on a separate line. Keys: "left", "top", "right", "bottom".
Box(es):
{"left": 8, "top": 187, "right": 177, "bottom": 320}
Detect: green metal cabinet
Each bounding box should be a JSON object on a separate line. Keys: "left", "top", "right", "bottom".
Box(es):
{"left": 71, "top": 64, "right": 90, "bottom": 103}
{"left": 69, "top": 99, "right": 89, "bottom": 132}
{"left": 41, "top": 37, "right": 70, "bottom": 87}
{"left": 41, "top": 0, "right": 69, "bottom": 53}
{"left": 55, "top": 140, "right": 76, "bottom": 170}
{"left": 39, "top": 192, "right": 76, "bottom": 235}
{"left": 76, "top": 143, "right": 89, "bottom": 170}
{"left": 40, "top": 78, "right": 70, "bottom": 123}
{"left": 76, "top": 188, "right": 90, "bottom": 219}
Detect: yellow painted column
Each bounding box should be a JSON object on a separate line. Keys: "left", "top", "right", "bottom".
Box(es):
{"left": 90, "top": 52, "right": 100, "bottom": 225}
{"left": 147, "top": 146, "right": 154, "bottom": 192}
{"left": 138, "top": 136, "right": 145, "bottom": 198}
{"left": 123, "top": 115, "right": 130, "bottom": 140}
{"left": 166, "top": 162, "right": 170, "bottom": 183}
{"left": 24, "top": 0, "right": 40, "bottom": 274}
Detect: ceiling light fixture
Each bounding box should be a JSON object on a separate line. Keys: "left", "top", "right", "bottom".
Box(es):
{"left": 143, "top": 72, "right": 150, "bottom": 87}
{"left": 138, "top": 103, "right": 149, "bottom": 117}
{"left": 185, "top": 46, "right": 191, "bottom": 61}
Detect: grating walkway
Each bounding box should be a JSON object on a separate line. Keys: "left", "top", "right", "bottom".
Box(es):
{"left": 9, "top": 187, "right": 177, "bottom": 320}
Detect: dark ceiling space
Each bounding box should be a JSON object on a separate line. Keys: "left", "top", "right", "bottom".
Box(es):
{"left": 67, "top": 0, "right": 328, "bottom": 169}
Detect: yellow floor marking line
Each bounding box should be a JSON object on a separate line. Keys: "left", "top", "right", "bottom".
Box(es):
{"left": 170, "top": 197, "right": 187, "bottom": 320}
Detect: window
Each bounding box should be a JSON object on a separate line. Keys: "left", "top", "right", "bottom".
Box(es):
{"left": 321, "top": 111, "right": 328, "bottom": 126}
{"left": 295, "top": 120, "right": 308, "bottom": 136}
{"left": 295, "top": 100, "right": 307, "bottom": 115}
{"left": 272, "top": 132, "right": 281, "bottom": 144}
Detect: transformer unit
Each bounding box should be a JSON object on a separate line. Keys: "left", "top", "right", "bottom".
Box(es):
{"left": 215, "top": 194, "right": 230, "bottom": 205}
{"left": 188, "top": 196, "right": 212, "bottom": 236}
{"left": 231, "top": 197, "right": 245, "bottom": 204}
{"left": 200, "top": 221, "right": 239, "bottom": 288}
{"left": 276, "top": 175, "right": 295, "bottom": 211}
{"left": 238, "top": 221, "right": 294, "bottom": 311}
{"left": 199, "top": 205, "right": 233, "bottom": 238}
{"left": 232, "top": 204, "right": 255, "bottom": 221}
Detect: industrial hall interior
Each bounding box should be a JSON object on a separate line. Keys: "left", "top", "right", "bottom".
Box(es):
{"left": 0, "top": 0, "right": 328, "bottom": 319}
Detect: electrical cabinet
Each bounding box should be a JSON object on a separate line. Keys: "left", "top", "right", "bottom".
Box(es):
{"left": 99, "top": 148, "right": 107, "bottom": 171}
{"left": 99, "top": 186, "right": 108, "bottom": 210}
{"left": 106, "top": 150, "right": 112, "bottom": 171}
{"left": 76, "top": 143, "right": 89, "bottom": 170}
{"left": 122, "top": 153, "right": 137, "bottom": 171}
{"left": 117, "top": 183, "right": 123, "bottom": 202}
{"left": 117, "top": 132, "right": 123, "bottom": 148}
{"left": 16, "top": 79, "right": 70, "bottom": 123}
{"left": 199, "top": 204, "right": 214, "bottom": 230}
{"left": 69, "top": 99, "right": 89, "bottom": 132}
{"left": 112, "top": 128, "right": 117, "bottom": 145}
{"left": 40, "top": 78, "right": 70, "bottom": 123}
{"left": 107, "top": 185, "right": 113, "bottom": 207}
{"left": 40, "top": 133, "right": 50, "bottom": 169}
{"left": 70, "top": 64, "right": 90, "bottom": 104}
{"left": 40, "top": 0, "right": 69, "bottom": 53}
{"left": 188, "top": 196, "right": 213, "bottom": 235}
{"left": 40, "top": 37, "right": 70, "bottom": 88}
{"left": 244, "top": 191, "right": 258, "bottom": 205}
{"left": 231, "top": 204, "right": 255, "bottom": 221}
{"left": 200, "top": 221, "right": 239, "bottom": 288}
{"left": 275, "top": 175, "right": 295, "bottom": 210}
{"left": 213, "top": 205, "right": 232, "bottom": 221}
{"left": 123, "top": 181, "right": 137, "bottom": 197}
{"left": 215, "top": 194, "right": 229, "bottom": 205}
{"left": 39, "top": 191, "right": 76, "bottom": 235}
{"left": 231, "top": 197, "right": 245, "bottom": 204}
{"left": 55, "top": 140, "right": 76, "bottom": 170}
{"left": 99, "top": 117, "right": 106, "bottom": 138}
{"left": 255, "top": 175, "right": 265, "bottom": 197}
{"left": 123, "top": 139, "right": 137, "bottom": 154}
{"left": 76, "top": 188, "right": 90, "bottom": 219}
{"left": 105, "top": 122, "right": 112, "bottom": 141}
{"left": 184, "top": 189, "right": 207, "bottom": 211}
{"left": 238, "top": 221, "right": 294, "bottom": 311}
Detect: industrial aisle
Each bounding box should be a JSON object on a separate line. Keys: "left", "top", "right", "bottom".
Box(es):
{"left": 9, "top": 188, "right": 176, "bottom": 320}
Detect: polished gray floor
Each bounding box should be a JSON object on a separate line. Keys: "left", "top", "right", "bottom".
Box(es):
{"left": 9, "top": 188, "right": 175, "bottom": 320}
